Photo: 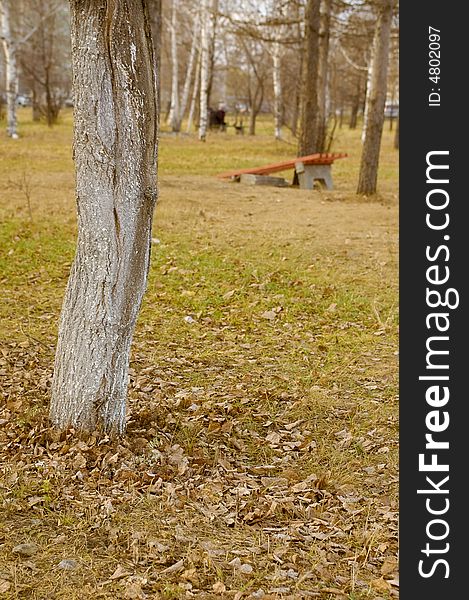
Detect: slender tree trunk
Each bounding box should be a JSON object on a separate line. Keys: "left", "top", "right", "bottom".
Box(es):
{"left": 361, "top": 53, "right": 373, "bottom": 142}
{"left": 349, "top": 77, "right": 361, "bottom": 129}
{"left": 206, "top": 0, "right": 219, "bottom": 109}
{"left": 187, "top": 48, "right": 200, "bottom": 133}
{"left": 0, "top": 0, "right": 19, "bottom": 139}
{"left": 179, "top": 10, "right": 200, "bottom": 124}
{"left": 316, "top": 0, "right": 332, "bottom": 153}
{"left": 31, "top": 84, "right": 41, "bottom": 122}
{"left": 167, "top": 0, "right": 180, "bottom": 131}
{"left": 394, "top": 115, "right": 399, "bottom": 149}
{"left": 50, "top": 0, "right": 158, "bottom": 434}
{"left": 298, "top": 0, "right": 321, "bottom": 156}
{"left": 357, "top": 0, "right": 394, "bottom": 195}
{"left": 272, "top": 41, "right": 282, "bottom": 139}
{"left": 198, "top": 0, "right": 210, "bottom": 140}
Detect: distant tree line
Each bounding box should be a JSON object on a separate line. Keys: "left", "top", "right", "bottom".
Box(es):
{"left": 1, "top": 0, "right": 398, "bottom": 193}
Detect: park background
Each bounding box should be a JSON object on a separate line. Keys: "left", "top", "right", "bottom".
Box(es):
{"left": 1, "top": 1, "right": 398, "bottom": 599}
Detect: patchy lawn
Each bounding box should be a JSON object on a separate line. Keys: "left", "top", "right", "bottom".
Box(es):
{"left": 0, "top": 110, "right": 398, "bottom": 599}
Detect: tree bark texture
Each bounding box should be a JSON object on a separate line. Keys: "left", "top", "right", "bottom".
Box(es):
{"left": 167, "top": 0, "right": 180, "bottom": 131}
{"left": 50, "top": 0, "right": 158, "bottom": 434}
{"left": 298, "top": 0, "right": 320, "bottom": 157}
{"left": 0, "top": 0, "right": 19, "bottom": 138}
{"left": 147, "top": 0, "right": 162, "bottom": 113}
{"left": 357, "top": 0, "right": 394, "bottom": 195}
{"left": 272, "top": 41, "right": 282, "bottom": 140}
{"left": 179, "top": 9, "right": 200, "bottom": 125}
{"left": 316, "top": 0, "right": 332, "bottom": 153}
{"left": 186, "top": 48, "right": 200, "bottom": 133}
{"left": 198, "top": 0, "right": 210, "bottom": 140}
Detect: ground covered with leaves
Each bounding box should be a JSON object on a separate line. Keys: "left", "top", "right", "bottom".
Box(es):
{"left": 1, "top": 112, "right": 398, "bottom": 599}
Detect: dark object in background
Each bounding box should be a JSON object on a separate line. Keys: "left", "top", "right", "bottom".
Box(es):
{"left": 208, "top": 107, "right": 226, "bottom": 131}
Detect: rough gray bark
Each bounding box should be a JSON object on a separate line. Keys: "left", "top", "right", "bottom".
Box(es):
{"left": 148, "top": 0, "right": 162, "bottom": 108}
{"left": 357, "top": 0, "right": 394, "bottom": 195}
{"left": 0, "top": 0, "right": 19, "bottom": 138}
{"left": 298, "top": 0, "right": 320, "bottom": 156}
{"left": 50, "top": 0, "right": 158, "bottom": 434}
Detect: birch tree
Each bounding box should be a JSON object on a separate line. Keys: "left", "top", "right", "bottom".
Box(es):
{"left": 50, "top": 0, "right": 158, "bottom": 434}
{"left": 271, "top": 39, "right": 282, "bottom": 139}
{"left": 186, "top": 48, "right": 200, "bottom": 132}
{"left": 1, "top": 0, "right": 63, "bottom": 137}
{"left": 357, "top": 0, "right": 394, "bottom": 195}
{"left": 20, "top": 0, "right": 70, "bottom": 127}
{"left": 179, "top": 9, "right": 200, "bottom": 126}
{"left": 198, "top": 0, "right": 217, "bottom": 141}
{"left": 270, "top": 0, "right": 285, "bottom": 140}
{"left": 0, "top": 0, "right": 19, "bottom": 138}
{"left": 166, "top": 0, "right": 180, "bottom": 131}
{"left": 198, "top": 0, "right": 209, "bottom": 140}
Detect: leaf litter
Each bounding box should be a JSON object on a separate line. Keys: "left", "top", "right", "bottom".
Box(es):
{"left": 1, "top": 162, "right": 398, "bottom": 598}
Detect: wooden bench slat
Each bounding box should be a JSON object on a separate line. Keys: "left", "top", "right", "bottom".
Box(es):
{"left": 217, "top": 152, "right": 347, "bottom": 179}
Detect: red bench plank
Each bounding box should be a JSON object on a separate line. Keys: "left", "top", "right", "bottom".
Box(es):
{"left": 217, "top": 152, "right": 347, "bottom": 179}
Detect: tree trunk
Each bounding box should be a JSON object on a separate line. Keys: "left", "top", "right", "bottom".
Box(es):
{"left": 272, "top": 41, "right": 282, "bottom": 139}
{"left": 298, "top": 0, "right": 320, "bottom": 156}
{"left": 148, "top": 0, "right": 162, "bottom": 113}
{"left": 50, "top": 0, "right": 158, "bottom": 434}
{"left": 206, "top": 0, "right": 219, "bottom": 110}
{"left": 31, "top": 85, "right": 41, "bottom": 122}
{"left": 198, "top": 0, "right": 210, "bottom": 140}
{"left": 0, "top": 0, "right": 19, "bottom": 139}
{"left": 179, "top": 10, "right": 200, "bottom": 124}
{"left": 349, "top": 77, "right": 361, "bottom": 129}
{"left": 167, "top": 0, "right": 180, "bottom": 132}
{"left": 394, "top": 115, "right": 399, "bottom": 149}
{"left": 316, "top": 0, "right": 332, "bottom": 153}
{"left": 357, "top": 0, "right": 394, "bottom": 195}
{"left": 186, "top": 48, "right": 201, "bottom": 133}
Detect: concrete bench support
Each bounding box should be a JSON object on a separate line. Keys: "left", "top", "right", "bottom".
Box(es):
{"left": 294, "top": 161, "right": 334, "bottom": 190}
{"left": 240, "top": 174, "right": 288, "bottom": 187}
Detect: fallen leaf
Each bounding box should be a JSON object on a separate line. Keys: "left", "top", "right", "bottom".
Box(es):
{"left": 239, "top": 563, "right": 253, "bottom": 574}
{"left": 212, "top": 581, "right": 226, "bottom": 593}
{"left": 110, "top": 565, "right": 133, "bottom": 580}
{"left": 12, "top": 543, "right": 38, "bottom": 557}
{"left": 0, "top": 580, "right": 11, "bottom": 593}
{"left": 57, "top": 559, "right": 79, "bottom": 571}
{"left": 160, "top": 559, "right": 184, "bottom": 574}
{"left": 380, "top": 556, "right": 398, "bottom": 576}
{"left": 371, "top": 578, "right": 391, "bottom": 592}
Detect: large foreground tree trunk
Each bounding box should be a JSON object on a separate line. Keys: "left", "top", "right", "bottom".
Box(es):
{"left": 298, "top": 0, "right": 320, "bottom": 156}
{"left": 50, "top": 0, "right": 158, "bottom": 434}
{"left": 357, "top": 0, "right": 394, "bottom": 195}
